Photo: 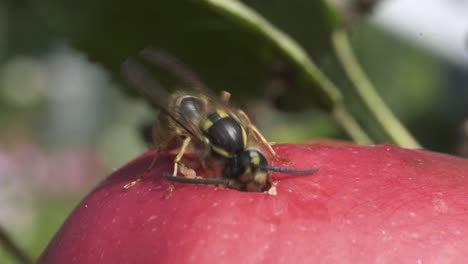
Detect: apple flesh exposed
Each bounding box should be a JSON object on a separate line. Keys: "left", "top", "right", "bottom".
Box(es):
{"left": 38, "top": 143, "right": 468, "bottom": 263}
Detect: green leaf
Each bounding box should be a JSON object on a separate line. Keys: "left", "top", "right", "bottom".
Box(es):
{"left": 34, "top": 0, "right": 339, "bottom": 108}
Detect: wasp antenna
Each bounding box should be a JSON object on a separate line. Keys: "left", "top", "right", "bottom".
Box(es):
{"left": 140, "top": 47, "right": 207, "bottom": 89}
{"left": 164, "top": 173, "right": 234, "bottom": 186}
{"left": 259, "top": 165, "right": 319, "bottom": 175}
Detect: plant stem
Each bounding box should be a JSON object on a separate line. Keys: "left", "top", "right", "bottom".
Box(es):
{"left": 332, "top": 105, "right": 373, "bottom": 144}
{"left": 332, "top": 29, "right": 421, "bottom": 148}
{"left": 0, "top": 226, "right": 32, "bottom": 264}
{"left": 201, "top": 0, "right": 373, "bottom": 144}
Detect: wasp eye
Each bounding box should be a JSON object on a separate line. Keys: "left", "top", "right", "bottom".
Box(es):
{"left": 245, "top": 149, "right": 268, "bottom": 168}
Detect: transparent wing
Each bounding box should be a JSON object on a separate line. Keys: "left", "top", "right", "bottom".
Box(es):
{"left": 121, "top": 57, "right": 202, "bottom": 139}
{"left": 122, "top": 57, "right": 171, "bottom": 109}
{"left": 139, "top": 47, "right": 238, "bottom": 117}
{"left": 137, "top": 48, "right": 279, "bottom": 156}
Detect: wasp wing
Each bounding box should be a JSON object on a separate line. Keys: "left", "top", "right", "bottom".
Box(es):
{"left": 122, "top": 57, "right": 171, "bottom": 109}
{"left": 139, "top": 47, "right": 238, "bottom": 117}
{"left": 121, "top": 58, "right": 202, "bottom": 139}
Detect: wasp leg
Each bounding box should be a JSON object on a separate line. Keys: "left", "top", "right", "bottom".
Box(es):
{"left": 124, "top": 133, "right": 177, "bottom": 190}
{"left": 236, "top": 110, "right": 285, "bottom": 161}
{"left": 219, "top": 90, "right": 231, "bottom": 104}
{"left": 172, "top": 137, "right": 192, "bottom": 176}
{"left": 124, "top": 149, "right": 162, "bottom": 190}
{"left": 165, "top": 136, "right": 192, "bottom": 198}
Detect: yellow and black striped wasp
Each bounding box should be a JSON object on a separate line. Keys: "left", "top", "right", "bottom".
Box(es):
{"left": 121, "top": 48, "right": 318, "bottom": 192}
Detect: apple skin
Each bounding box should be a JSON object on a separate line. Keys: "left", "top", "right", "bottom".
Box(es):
{"left": 38, "top": 143, "right": 468, "bottom": 263}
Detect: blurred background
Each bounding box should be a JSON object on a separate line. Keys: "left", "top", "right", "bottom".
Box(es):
{"left": 1, "top": 0, "right": 467, "bottom": 262}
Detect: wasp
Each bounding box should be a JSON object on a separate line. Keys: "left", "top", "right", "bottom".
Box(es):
{"left": 122, "top": 48, "right": 319, "bottom": 192}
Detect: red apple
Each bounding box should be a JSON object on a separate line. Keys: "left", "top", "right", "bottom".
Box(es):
{"left": 38, "top": 143, "right": 468, "bottom": 263}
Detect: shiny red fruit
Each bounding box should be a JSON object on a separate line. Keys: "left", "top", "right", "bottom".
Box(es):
{"left": 38, "top": 143, "right": 468, "bottom": 263}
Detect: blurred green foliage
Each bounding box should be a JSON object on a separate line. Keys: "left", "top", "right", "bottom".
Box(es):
{"left": 33, "top": 0, "right": 338, "bottom": 109}
{"left": 345, "top": 24, "right": 456, "bottom": 152}
{"left": 1, "top": 1, "right": 467, "bottom": 263}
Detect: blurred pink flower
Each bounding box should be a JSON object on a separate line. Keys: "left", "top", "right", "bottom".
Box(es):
{"left": 1, "top": 140, "right": 107, "bottom": 197}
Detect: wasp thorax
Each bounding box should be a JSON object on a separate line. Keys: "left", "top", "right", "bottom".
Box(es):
{"left": 202, "top": 110, "right": 247, "bottom": 158}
